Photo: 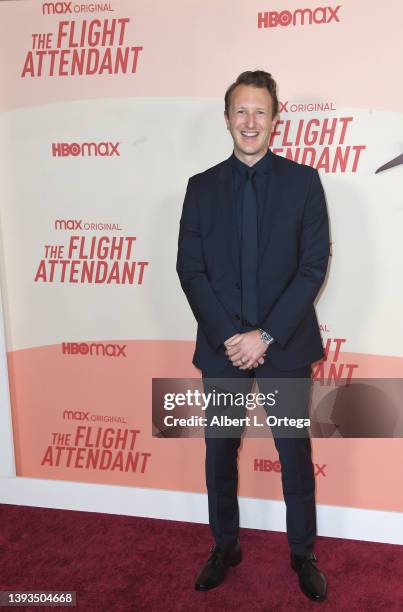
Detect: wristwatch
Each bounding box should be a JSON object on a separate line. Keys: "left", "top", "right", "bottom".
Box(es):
{"left": 259, "top": 328, "right": 274, "bottom": 347}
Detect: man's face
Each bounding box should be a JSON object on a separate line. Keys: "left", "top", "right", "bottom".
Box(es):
{"left": 225, "top": 84, "right": 277, "bottom": 166}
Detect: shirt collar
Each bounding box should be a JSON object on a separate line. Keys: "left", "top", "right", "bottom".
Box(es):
{"left": 230, "top": 148, "right": 271, "bottom": 177}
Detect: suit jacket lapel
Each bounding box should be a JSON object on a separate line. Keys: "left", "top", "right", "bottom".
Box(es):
{"left": 259, "top": 149, "right": 284, "bottom": 261}
{"left": 218, "top": 158, "right": 240, "bottom": 277}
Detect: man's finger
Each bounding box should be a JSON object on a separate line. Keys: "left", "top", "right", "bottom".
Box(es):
{"left": 227, "top": 347, "right": 245, "bottom": 359}
{"left": 240, "top": 359, "right": 254, "bottom": 370}
{"left": 226, "top": 345, "right": 241, "bottom": 356}
{"left": 230, "top": 357, "right": 242, "bottom": 366}
{"left": 225, "top": 335, "right": 243, "bottom": 347}
{"left": 226, "top": 349, "right": 245, "bottom": 361}
{"left": 224, "top": 334, "right": 239, "bottom": 346}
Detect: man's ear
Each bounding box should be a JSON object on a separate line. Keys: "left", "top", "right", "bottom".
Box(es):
{"left": 271, "top": 114, "right": 279, "bottom": 132}
{"left": 224, "top": 110, "right": 230, "bottom": 130}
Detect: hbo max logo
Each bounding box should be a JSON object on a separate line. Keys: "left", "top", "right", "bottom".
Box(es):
{"left": 254, "top": 458, "right": 327, "bottom": 477}
{"left": 52, "top": 142, "right": 120, "bottom": 157}
{"left": 62, "top": 342, "right": 127, "bottom": 358}
{"left": 258, "top": 5, "right": 341, "bottom": 28}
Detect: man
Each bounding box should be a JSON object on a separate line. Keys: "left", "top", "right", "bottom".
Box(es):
{"left": 176, "top": 70, "right": 329, "bottom": 602}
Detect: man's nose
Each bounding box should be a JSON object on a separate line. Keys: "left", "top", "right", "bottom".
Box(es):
{"left": 245, "top": 113, "right": 256, "bottom": 128}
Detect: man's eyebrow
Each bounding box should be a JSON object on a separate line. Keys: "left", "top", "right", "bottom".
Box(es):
{"left": 375, "top": 153, "right": 403, "bottom": 174}
{"left": 234, "top": 106, "right": 266, "bottom": 110}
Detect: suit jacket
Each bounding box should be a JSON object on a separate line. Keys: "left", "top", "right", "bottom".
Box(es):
{"left": 176, "top": 149, "right": 330, "bottom": 374}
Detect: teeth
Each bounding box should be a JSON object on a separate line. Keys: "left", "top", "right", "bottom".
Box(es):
{"left": 242, "top": 131, "right": 259, "bottom": 136}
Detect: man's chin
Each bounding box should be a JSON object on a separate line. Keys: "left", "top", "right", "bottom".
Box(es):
{"left": 235, "top": 145, "right": 267, "bottom": 159}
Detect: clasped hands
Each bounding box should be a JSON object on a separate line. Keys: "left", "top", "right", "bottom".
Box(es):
{"left": 224, "top": 330, "right": 268, "bottom": 370}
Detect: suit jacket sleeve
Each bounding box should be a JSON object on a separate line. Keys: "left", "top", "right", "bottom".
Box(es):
{"left": 261, "top": 168, "right": 330, "bottom": 348}
{"left": 177, "top": 176, "right": 238, "bottom": 352}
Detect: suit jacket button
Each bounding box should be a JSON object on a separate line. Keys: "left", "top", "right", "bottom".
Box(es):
{"left": 235, "top": 314, "right": 241, "bottom": 320}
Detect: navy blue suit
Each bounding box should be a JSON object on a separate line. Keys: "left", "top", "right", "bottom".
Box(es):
{"left": 177, "top": 149, "right": 330, "bottom": 555}
{"left": 177, "top": 149, "right": 329, "bottom": 374}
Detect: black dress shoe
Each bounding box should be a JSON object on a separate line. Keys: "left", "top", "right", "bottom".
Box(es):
{"left": 195, "top": 542, "right": 242, "bottom": 591}
{"left": 291, "top": 552, "right": 327, "bottom": 602}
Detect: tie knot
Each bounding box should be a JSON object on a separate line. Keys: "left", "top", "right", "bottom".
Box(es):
{"left": 246, "top": 168, "right": 256, "bottom": 181}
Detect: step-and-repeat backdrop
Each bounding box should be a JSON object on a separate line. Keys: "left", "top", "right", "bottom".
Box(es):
{"left": 0, "top": 0, "right": 402, "bottom": 512}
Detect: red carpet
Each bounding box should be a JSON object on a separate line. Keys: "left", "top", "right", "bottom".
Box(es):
{"left": 0, "top": 503, "right": 402, "bottom": 611}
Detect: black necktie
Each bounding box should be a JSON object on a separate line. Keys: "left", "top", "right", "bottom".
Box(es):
{"left": 241, "top": 168, "right": 258, "bottom": 326}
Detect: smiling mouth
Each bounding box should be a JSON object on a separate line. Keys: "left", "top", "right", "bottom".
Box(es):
{"left": 241, "top": 131, "right": 259, "bottom": 138}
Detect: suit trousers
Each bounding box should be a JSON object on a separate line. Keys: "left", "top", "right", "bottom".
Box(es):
{"left": 202, "top": 358, "right": 316, "bottom": 556}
